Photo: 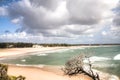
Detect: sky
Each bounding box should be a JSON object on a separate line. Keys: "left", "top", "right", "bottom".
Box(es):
{"left": 0, "top": 0, "right": 120, "bottom": 44}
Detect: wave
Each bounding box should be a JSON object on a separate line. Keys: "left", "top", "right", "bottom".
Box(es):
{"left": 21, "top": 59, "right": 26, "bottom": 62}
{"left": 93, "top": 69, "right": 119, "bottom": 80}
{"left": 0, "top": 58, "right": 6, "bottom": 60}
{"left": 16, "top": 64, "right": 45, "bottom": 68}
{"left": 113, "top": 54, "right": 120, "bottom": 60}
{"left": 93, "top": 63, "right": 117, "bottom": 68}
{"left": 109, "top": 75, "right": 119, "bottom": 80}
{"left": 89, "top": 56, "right": 111, "bottom": 62}
{"left": 36, "top": 53, "right": 48, "bottom": 56}
{"left": 57, "top": 49, "right": 70, "bottom": 53}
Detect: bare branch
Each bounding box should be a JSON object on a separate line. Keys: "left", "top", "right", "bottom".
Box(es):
{"left": 62, "top": 54, "right": 100, "bottom": 80}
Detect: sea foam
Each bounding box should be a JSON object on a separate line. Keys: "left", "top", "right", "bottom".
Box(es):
{"left": 21, "top": 59, "right": 26, "bottom": 62}
{"left": 36, "top": 53, "right": 48, "bottom": 56}
{"left": 89, "top": 56, "right": 111, "bottom": 62}
{"left": 113, "top": 54, "right": 120, "bottom": 60}
{"left": 108, "top": 75, "right": 119, "bottom": 80}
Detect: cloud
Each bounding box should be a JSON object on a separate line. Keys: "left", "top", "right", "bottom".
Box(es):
{"left": 11, "top": 18, "right": 21, "bottom": 24}
{"left": 113, "top": 1, "right": 120, "bottom": 26}
{"left": 30, "top": 0, "right": 62, "bottom": 10}
{"left": 0, "top": 7, "right": 7, "bottom": 16}
{"left": 0, "top": 0, "right": 119, "bottom": 43}
{"left": 4, "top": 30, "right": 11, "bottom": 34}
{"left": 66, "top": 0, "right": 118, "bottom": 25}
{"left": 111, "top": 1, "right": 120, "bottom": 40}
{"left": 101, "top": 31, "right": 107, "bottom": 36}
{"left": 6, "top": 0, "right": 117, "bottom": 35}
{"left": 0, "top": 32, "right": 44, "bottom": 43}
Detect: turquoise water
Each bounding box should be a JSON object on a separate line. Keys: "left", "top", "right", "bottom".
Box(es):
{"left": 0, "top": 46, "right": 120, "bottom": 77}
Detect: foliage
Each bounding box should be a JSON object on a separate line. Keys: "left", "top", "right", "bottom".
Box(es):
{"left": 0, "top": 42, "right": 72, "bottom": 48}
{"left": 0, "top": 43, "right": 33, "bottom": 48}
{"left": 0, "top": 64, "right": 25, "bottom": 80}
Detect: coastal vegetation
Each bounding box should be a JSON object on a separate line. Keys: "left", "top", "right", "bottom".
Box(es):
{"left": 0, "top": 64, "right": 25, "bottom": 80}
{"left": 0, "top": 43, "right": 33, "bottom": 48}
{"left": 0, "top": 42, "right": 120, "bottom": 48}
{"left": 0, "top": 43, "right": 71, "bottom": 48}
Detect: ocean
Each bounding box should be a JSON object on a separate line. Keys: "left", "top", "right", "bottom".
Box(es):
{"left": 0, "top": 45, "right": 120, "bottom": 78}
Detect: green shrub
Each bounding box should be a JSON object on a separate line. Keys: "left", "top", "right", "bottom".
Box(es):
{"left": 0, "top": 64, "right": 25, "bottom": 80}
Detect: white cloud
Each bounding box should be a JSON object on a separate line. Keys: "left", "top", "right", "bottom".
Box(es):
{"left": 102, "top": 31, "right": 107, "bottom": 36}
{"left": 0, "top": 7, "right": 7, "bottom": 16}
{"left": 0, "top": 0, "right": 119, "bottom": 43}
{"left": 88, "top": 34, "right": 94, "bottom": 38}
{"left": 0, "top": 32, "right": 44, "bottom": 43}
{"left": 11, "top": 18, "right": 21, "bottom": 24}
{"left": 66, "top": 0, "right": 118, "bottom": 25}
{"left": 6, "top": 0, "right": 117, "bottom": 35}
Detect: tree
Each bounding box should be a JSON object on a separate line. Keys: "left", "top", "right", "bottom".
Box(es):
{"left": 62, "top": 54, "right": 100, "bottom": 80}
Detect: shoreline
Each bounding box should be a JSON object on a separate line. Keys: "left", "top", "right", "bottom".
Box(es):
{"left": 0, "top": 46, "right": 92, "bottom": 58}
{"left": 0, "top": 46, "right": 120, "bottom": 80}
{"left": 8, "top": 64, "right": 93, "bottom": 80}
{"left": 0, "top": 46, "right": 93, "bottom": 80}
{"left": 7, "top": 64, "right": 120, "bottom": 80}
{"left": 0, "top": 47, "right": 69, "bottom": 58}
{"left": 0, "top": 45, "right": 113, "bottom": 58}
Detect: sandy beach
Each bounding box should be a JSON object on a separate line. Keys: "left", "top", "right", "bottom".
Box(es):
{"left": 0, "top": 47, "right": 119, "bottom": 80}
{"left": 0, "top": 47, "right": 70, "bottom": 58}
{"left": 0, "top": 46, "right": 90, "bottom": 58}
{"left": 0, "top": 47, "right": 93, "bottom": 80}
{"left": 8, "top": 65, "right": 92, "bottom": 80}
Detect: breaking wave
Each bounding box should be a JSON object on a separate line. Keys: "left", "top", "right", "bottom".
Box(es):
{"left": 21, "top": 59, "right": 26, "bottom": 62}
{"left": 89, "top": 56, "right": 111, "bottom": 62}
{"left": 36, "top": 53, "right": 48, "bottom": 56}
{"left": 113, "top": 54, "right": 120, "bottom": 60}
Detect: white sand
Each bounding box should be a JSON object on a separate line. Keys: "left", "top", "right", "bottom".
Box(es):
{"left": 0, "top": 47, "right": 68, "bottom": 57}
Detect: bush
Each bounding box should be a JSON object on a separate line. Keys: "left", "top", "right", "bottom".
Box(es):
{"left": 0, "top": 64, "right": 25, "bottom": 80}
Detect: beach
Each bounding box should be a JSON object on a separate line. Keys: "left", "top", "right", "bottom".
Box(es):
{"left": 0, "top": 46, "right": 120, "bottom": 80}
{"left": 0, "top": 46, "right": 89, "bottom": 57}
{"left": 0, "top": 47, "right": 93, "bottom": 80}
{"left": 0, "top": 47, "right": 67, "bottom": 58}
{"left": 8, "top": 65, "right": 92, "bottom": 80}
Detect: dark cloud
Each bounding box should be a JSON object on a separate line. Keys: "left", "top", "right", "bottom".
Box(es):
{"left": 15, "top": 28, "right": 23, "bottom": 33}
{"left": 113, "top": 1, "right": 120, "bottom": 26}
{"left": 66, "top": 0, "right": 105, "bottom": 25}
{"left": 30, "top": 0, "right": 62, "bottom": 10}
{"left": 4, "top": 30, "right": 11, "bottom": 33}
{"left": 112, "top": 1, "right": 120, "bottom": 39}
{"left": 113, "top": 16, "right": 120, "bottom": 26}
